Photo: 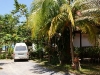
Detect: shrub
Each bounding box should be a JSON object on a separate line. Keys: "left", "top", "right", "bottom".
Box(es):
{"left": 74, "top": 46, "right": 100, "bottom": 58}
{"left": 0, "top": 53, "right": 6, "bottom": 59}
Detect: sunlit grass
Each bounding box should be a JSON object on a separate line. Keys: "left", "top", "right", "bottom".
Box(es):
{"left": 79, "top": 64, "right": 100, "bottom": 75}
{"left": 33, "top": 59, "right": 100, "bottom": 75}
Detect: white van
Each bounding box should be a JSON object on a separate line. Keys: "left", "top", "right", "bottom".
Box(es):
{"left": 13, "top": 43, "right": 29, "bottom": 61}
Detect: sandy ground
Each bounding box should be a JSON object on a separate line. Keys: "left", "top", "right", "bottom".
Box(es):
{"left": 0, "top": 59, "right": 75, "bottom": 75}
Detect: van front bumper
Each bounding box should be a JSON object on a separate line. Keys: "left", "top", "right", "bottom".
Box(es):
{"left": 14, "top": 56, "right": 29, "bottom": 59}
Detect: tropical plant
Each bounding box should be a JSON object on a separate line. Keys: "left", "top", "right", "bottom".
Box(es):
{"left": 28, "top": 0, "right": 100, "bottom": 67}
{"left": 48, "top": 0, "right": 100, "bottom": 64}
{"left": 0, "top": 14, "right": 19, "bottom": 50}
{"left": 74, "top": 0, "right": 100, "bottom": 43}
{"left": 29, "top": 0, "right": 71, "bottom": 64}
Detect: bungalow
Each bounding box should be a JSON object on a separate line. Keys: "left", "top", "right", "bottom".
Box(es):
{"left": 73, "top": 33, "right": 94, "bottom": 47}
{"left": 73, "top": 27, "right": 100, "bottom": 47}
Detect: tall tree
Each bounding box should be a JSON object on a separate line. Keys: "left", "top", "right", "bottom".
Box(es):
{"left": 11, "top": 0, "right": 31, "bottom": 42}
{"left": 29, "top": 0, "right": 100, "bottom": 67}
{"left": 29, "top": 0, "right": 71, "bottom": 64}
{"left": 12, "top": 0, "right": 29, "bottom": 24}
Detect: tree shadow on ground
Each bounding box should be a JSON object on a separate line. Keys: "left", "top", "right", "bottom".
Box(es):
{"left": 30, "top": 64, "right": 71, "bottom": 75}
{"left": 81, "top": 64, "right": 100, "bottom": 71}
{"left": 0, "top": 63, "right": 8, "bottom": 66}
{"left": 78, "top": 64, "right": 100, "bottom": 75}
{"left": 0, "top": 63, "right": 8, "bottom": 69}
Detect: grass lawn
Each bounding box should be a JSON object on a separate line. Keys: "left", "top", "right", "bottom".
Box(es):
{"left": 79, "top": 64, "right": 100, "bottom": 75}
{"left": 33, "top": 59, "right": 100, "bottom": 75}
{"left": 64, "top": 63, "right": 100, "bottom": 75}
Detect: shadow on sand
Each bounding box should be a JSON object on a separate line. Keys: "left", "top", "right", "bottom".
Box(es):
{"left": 30, "top": 64, "right": 71, "bottom": 75}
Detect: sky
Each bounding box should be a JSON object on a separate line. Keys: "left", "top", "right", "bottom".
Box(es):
{"left": 0, "top": 0, "right": 33, "bottom": 15}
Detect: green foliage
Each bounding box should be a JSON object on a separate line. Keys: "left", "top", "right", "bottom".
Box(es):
{"left": 29, "top": 0, "right": 100, "bottom": 66}
{"left": 29, "top": 0, "right": 100, "bottom": 42}
{"left": 17, "top": 24, "right": 31, "bottom": 39}
{"left": 14, "top": 0, "right": 20, "bottom": 11}
{"left": 0, "top": 53, "right": 6, "bottom": 59}
{"left": 0, "top": 13, "right": 21, "bottom": 44}
{"left": 7, "top": 47, "right": 13, "bottom": 56}
{"left": 74, "top": 46, "right": 100, "bottom": 58}
{"left": 0, "top": 47, "right": 13, "bottom": 59}
{"left": 14, "top": 0, "right": 29, "bottom": 17}
{"left": 0, "top": 14, "right": 19, "bottom": 34}
{"left": 0, "top": 0, "right": 33, "bottom": 60}
{"left": 12, "top": 0, "right": 32, "bottom": 41}
{"left": 74, "top": 0, "right": 100, "bottom": 43}
{"left": 29, "top": 0, "right": 67, "bottom": 39}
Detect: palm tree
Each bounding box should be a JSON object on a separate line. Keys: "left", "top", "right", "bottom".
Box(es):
{"left": 74, "top": 0, "right": 100, "bottom": 42}
{"left": 29, "top": 0, "right": 72, "bottom": 64}
{"left": 28, "top": 0, "right": 100, "bottom": 67}
{"left": 49, "top": 0, "right": 100, "bottom": 61}
{"left": 29, "top": 0, "right": 65, "bottom": 38}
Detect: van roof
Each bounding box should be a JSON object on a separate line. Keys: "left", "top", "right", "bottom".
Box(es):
{"left": 15, "top": 43, "right": 27, "bottom": 46}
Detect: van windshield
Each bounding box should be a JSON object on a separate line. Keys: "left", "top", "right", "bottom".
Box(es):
{"left": 15, "top": 46, "right": 27, "bottom": 51}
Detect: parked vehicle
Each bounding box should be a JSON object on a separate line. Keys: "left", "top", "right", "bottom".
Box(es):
{"left": 13, "top": 43, "right": 29, "bottom": 62}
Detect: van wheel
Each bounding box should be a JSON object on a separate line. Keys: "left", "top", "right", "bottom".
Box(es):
{"left": 26, "top": 59, "right": 28, "bottom": 61}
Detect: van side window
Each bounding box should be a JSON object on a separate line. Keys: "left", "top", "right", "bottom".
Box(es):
{"left": 15, "top": 46, "right": 27, "bottom": 51}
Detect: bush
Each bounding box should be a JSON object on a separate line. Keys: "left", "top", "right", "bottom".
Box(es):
{"left": 7, "top": 47, "right": 13, "bottom": 59}
{"left": 8, "top": 47, "right": 13, "bottom": 56}
{"left": 74, "top": 46, "right": 100, "bottom": 58}
{"left": 0, "top": 53, "right": 6, "bottom": 59}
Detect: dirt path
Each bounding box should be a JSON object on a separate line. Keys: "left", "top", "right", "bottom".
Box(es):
{"left": 0, "top": 59, "right": 74, "bottom": 75}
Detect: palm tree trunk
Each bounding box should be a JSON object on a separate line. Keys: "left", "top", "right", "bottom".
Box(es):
{"left": 69, "top": 25, "right": 80, "bottom": 70}
{"left": 68, "top": 0, "right": 70, "bottom": 4}
{"left": 69, "top": 0, "right": 74, "bottom": 63}
{"left": 69, "top": 25, "right": 74, "bottom": 64}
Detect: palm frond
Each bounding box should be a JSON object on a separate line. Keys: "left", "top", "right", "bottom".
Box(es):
{"left": 80, "top": 24, "right": 98, "bottom": 44}
{"left": 48, "top": 12, "right": 68, "bottom": 38}
{"left": 30, "top": 0, "right": 44, "bottom": 13}
{"left": 75, "top": 16, "right": 100, "bottom": 26}
{"left": 79, "top": 0, "right": 100, "bottom": 9}
{"left": 60, "top": 4, "right": 74, "bottom": 26}
{"left": 81, "top": 8, "right": 100, "bottom": 17}
{"left": 29, "top": 0, "right": 68, "bottom": 39}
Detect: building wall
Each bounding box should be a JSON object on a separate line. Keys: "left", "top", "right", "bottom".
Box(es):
{"left": 73, "top": 33, "right": 93, "bottom": 47}
{"left": 73, "top": 33, "right": 80, "bottom": 47}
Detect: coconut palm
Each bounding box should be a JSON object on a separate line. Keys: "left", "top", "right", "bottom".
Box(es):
{"left": 48, "top": 0, "right": 100, "bottom": 63}
{"left": 74, "top": 0, "right": 100, "bottom": 42}
{"left": 29, "top": 0, "right": 72, "bottom": 64}
{"left": 28, "top": 0, "right": 100, "bottom": 66}
{"left": 29, "top": 0, "right": 68, "bottom": 38}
